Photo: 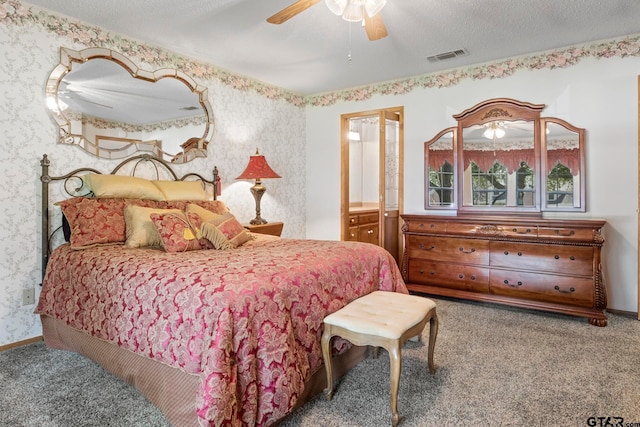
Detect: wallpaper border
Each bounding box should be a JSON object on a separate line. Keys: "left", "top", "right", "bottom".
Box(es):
{"left": 3, "top": 0, "right": 640, "bottom": 107}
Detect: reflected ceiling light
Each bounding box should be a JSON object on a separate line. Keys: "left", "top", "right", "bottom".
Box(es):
{"left": 326, "top": 0, "right": 387, "bottom": 22}
{"left": 483, "top": 122, "right": 505, "bottom": 139}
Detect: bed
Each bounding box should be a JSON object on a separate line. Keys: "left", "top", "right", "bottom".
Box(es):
{"left": 35, "top": 154, "right": 408, "bottom": 426}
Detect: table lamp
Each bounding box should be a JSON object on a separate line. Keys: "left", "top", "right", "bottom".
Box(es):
{"left": 236, "top": 149, "right": 281, "bottom": 224}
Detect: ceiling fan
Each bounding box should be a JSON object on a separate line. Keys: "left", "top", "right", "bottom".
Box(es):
{"left": 267, "top": 0, "right": 388, "bottom": 41}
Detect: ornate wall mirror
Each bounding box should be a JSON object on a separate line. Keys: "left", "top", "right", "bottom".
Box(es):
{"left": 45, "top": 47, "right": 214, "bottom": 163}
{"left": 424, "top": 98, "right": 586, "bottom": 214}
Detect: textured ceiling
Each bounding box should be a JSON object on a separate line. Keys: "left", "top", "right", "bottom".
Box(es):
{"left": 27, "top": 0, "right": 640, "bottom": 94}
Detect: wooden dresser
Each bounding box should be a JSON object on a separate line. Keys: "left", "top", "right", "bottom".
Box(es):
{"left": 348, "top": 209, "right": 380, "bottom": 245}
{"left": 401, "top": 215, "right": 607, "bottom": 326}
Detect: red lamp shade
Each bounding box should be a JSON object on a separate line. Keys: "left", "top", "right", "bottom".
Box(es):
{"left": 236, "top": 149, "right": 280, "bottom": 225}
{"left": 236, "top": 150, "right": 281, "bottom": 180}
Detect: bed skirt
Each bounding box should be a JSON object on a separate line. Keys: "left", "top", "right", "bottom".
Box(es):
{"left": 40, "top": 315, "right": 368, "bottom": 426}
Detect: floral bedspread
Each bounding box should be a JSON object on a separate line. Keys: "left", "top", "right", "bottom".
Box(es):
{"left": 36, "top": 237, "right": 407, "bottom": 426}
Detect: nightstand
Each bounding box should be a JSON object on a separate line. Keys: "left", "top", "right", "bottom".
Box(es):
{"left": 243, "top": 221, "right": 284, "bottom": 237}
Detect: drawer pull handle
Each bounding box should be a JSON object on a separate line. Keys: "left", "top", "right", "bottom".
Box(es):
{"left": 430, "top": 271, "right": 435, "bottom": 275}
{"left": 570, "top": 256, "right": 575, "bottom": 261}
{"left": 554, "top": 285, "right": 575, "bottom": 294}
{"left": 367, "top": 230, "right": 374, "bottom": 234}
{"left": 517, "top": 252, "right": 522, "bottom": 256}
{"left": 459, "top": 247, "right": 476, "bottom": 254}
{"left": 419, "top": 243, "right": 435, "bottom": 251}
{"left": 470, "top": 275, "right": 476, "bottom": 280}
{"left": 503, "top": 279, "right": 523, "bottom": 287}
{"left": 554, "top": 255, "right": 560, "bottom": 260}
{"left": 554, "top": 229, "right": 575, "bottom": 236}
{"left": 504, "top": 251, "right": 509, "bottom": 255}
{"left": 512, "top": 228, "right": 532, "bottom": 234}
{"left": 458, "top": 274, "right": 464, "bottom": 279}
{"left": 419, "top": 269, "right": 424, "bottom": 274}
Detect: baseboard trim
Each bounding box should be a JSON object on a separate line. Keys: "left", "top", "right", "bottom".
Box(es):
{"left": 606, "top": 308, "right": 639, "bottom": 319}
{"left": 0, "top": 336, "right": 43, "bottom": 352}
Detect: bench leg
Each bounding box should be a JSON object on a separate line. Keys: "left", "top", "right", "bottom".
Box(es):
{"left": 427, "top": 310, "right": 439, "bottom": 375}
{"left": 321, "top": 327, "right": 335, "bottom": 400}
{"left": 388, "top": 340, "right": 402, "bottom": 427}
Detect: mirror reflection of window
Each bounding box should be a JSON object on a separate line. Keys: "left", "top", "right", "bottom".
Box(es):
{"left": 425, "top": 130, "right": 455, "bottom": 208}
{"left": 547, "top": 163, "right": 574, "bottom": 207}
{"left": 516, "top": 162, "right": 535, "bottom": 206}
{"left": 545, "top": 121, "right": 581, "bottom": 209}
{"left": 428, "top": 161, "right": 454, "bottom": 206}
{"left": 470, "top": 162, "right": 508, "bottom": 206}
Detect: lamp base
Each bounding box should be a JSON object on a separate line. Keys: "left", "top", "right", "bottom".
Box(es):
{"left": 249, "top": 181, "right": 268, "bottom": 225}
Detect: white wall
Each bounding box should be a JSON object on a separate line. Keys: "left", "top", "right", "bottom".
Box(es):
{"left": 306, "top": 57, "right": 640, "bottom": 313}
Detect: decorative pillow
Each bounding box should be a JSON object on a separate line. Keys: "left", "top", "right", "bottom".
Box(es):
{"left": 186, "top": 203, "right": 223, "bottom": 223}
{"left": 124, "top": 205, "right": 184, "bottom": 248}
{"left": 200, "top": 223, "right": 234, "bottom": 250}
{"left": 84, "top": 174, "right": 165, "bottom": 200}
{"left": 56, "top": 197, "right": 159, "bottom": 249}
{"left": 189, "top": 200, "right": 229, "bottom": 215}
{"left": 152, "top": 180, "right": 208, "bottom": 201}
{"left": 150, "top": 211, "right": 213, "bottom": 252}
{"left": 203, "top": 211, "right": 251, "bottom": 248}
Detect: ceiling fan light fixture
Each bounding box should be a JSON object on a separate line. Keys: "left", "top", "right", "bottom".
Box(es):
{"left": 342, "top": 1, "right": 364, "bottom": 22}
{"left": 325, "top": 0, "right": 347, "bottom": 16}
{"left": 364, "top": 0, "right": 386, "bottom": 17}
{"left": 483, "top": 126, "right": 505, "bottom": 139}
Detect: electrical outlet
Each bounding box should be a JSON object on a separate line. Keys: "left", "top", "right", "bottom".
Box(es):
{"left": 22, "top": 288, "right": 35, "bottom": 305}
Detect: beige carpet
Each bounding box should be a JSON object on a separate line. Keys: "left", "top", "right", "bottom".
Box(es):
{"left": 2, "top": 297, "right": 639, "bottom": 427}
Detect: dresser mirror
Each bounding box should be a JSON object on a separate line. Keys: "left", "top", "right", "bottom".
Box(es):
{"left": 425, "top": 128, "right": 456, "bottom": 209}
{"left": 541, "top": 118, "right": 585, "bottom": 211}
{"left": 45, "top": 47, "right": 214, "bottom": 163}
{"left": 424, "top": 98, "right": 586, "bottom": 214}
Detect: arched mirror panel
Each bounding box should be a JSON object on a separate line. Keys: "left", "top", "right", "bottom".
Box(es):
{"left": 424, "top": 98, "right": 586, "bottom": 215}
{"left": 45, "top": 47, "right": 214, "bottom": 163}
{"left": 425, "top": 128, "right": 456, "bottom": 209}
{"left": 541, "top": 118, "right": 586, "bottom": 211}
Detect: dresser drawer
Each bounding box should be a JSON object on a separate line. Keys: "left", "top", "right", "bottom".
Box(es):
{"left": 347, "top": 226, "right": 358, "bottom": 241}
{"left": 538, "top": 227, "right": 597, "bottom": 242}
{"left": 358, "top": 212, "right": 379, "bottom": 225}
{"left": 359, "top": 223, "right": 379, "bottom": 245}
{"left": 490, "top": 242, "right": 593, "bottom": 276}
{"left": 406, "top": 235, "right": 489, "bottom": 265}
{"left": 405, "top": 219, "right": 448, "bottom": 234}
{"left": 408, "top": 259, "right": 489, "bottom": 292}
{"left": 489, "top": 270, "right": 594, "bottom": 307}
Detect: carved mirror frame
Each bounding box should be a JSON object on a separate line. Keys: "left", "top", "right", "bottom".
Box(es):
{"left": 45, "top": 47, "right": 214, "bottom": 163}
{"left": 424, "top": 98, "right": 586, "bottom": 214}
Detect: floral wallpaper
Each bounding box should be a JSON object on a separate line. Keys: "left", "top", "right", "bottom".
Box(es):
{"left": 0, "top": 0, "right": 305, "bottom": 346}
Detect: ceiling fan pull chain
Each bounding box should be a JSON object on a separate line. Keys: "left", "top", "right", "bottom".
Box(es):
{"left": 348, "top": 21, "right": 353, "bottom": 64}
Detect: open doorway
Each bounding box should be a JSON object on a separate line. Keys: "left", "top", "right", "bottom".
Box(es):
{"left": 340, "top": 107, "right": 404, "bottom": 264}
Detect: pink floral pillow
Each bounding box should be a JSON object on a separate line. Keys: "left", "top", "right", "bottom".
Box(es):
{"left": 150, "top": 211, "right": 213, "bottom": 252}
{"left": 57, "top": 197, "right": 159, "bottom": 249}
{"left": 205, "top": 211, "right": 251, "bottom": 248}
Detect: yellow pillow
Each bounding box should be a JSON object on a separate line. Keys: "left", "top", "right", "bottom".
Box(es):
{"left": 186, "top": 203, "right": 223, "bottom": 222}
{"left": 124, "top": 205, "right": 184, "bottom": 248}
{"left": 153, "top": 180, "right": 208, "bottom": 201}
{"left": 84, "top": 174, "right": 165, "bottom": 200}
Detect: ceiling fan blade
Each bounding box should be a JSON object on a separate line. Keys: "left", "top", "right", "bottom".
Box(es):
{"left": 364, "top": 12, "right": 388, "bottom": 41}
{"left": 267, "top": 0, "right": 321, "bottom": 24}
